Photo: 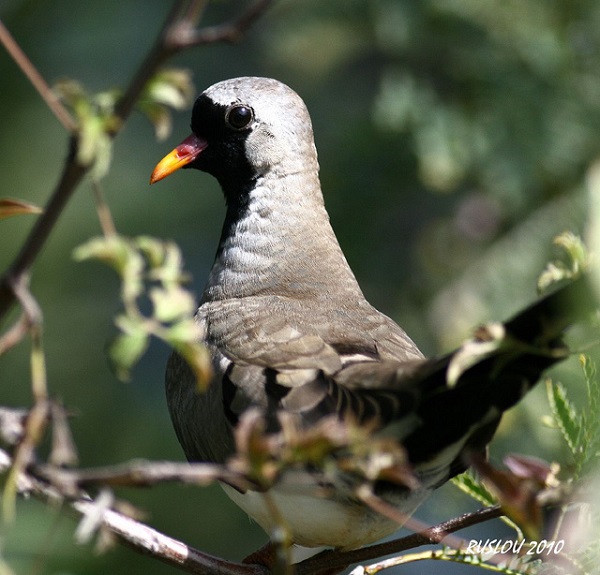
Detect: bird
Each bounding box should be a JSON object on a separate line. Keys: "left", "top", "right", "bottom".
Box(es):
{"left": 150, "top": 77, "right": 591, "bottom": 551}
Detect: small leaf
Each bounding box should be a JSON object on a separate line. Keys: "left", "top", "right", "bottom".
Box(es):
{"left": 55, "top": 80, "right": 118, "bottom": 181}
{"left": 74, "top": 236, "right": 145, "bottom": 301}
{"left": 164, "top": 318, "right": 203, "bottom": 344}
{"left": 0, "top": 198, "right": 42, "bottom": 220}
{"left": 139, "top": 68, "right": 195, "bottom": 141}
{"left": 554, "top": 231, "right": 587, "bottom": 272}
{"left": 174, "top": 340, "right": 212, "bottom": 391}
{"left": 148, "top": 240, "right": 187, "bottom": 285}
{"left": 137, "top": 102, "right": 172, "bottom": 141}
{"left": 546, "top": 379, "right": 582, "bottom": 457}
{"left": 150, "top": 286, "right": 196, "bottom": 323}
{"left": 538, "top": 231, "right": 589, "bottom": 293}
{"left": 144, "top": 68, "right": 195, "bottom": 110}
{"left": 108, "top": 316, "right": 149, "bottom": 381}
{"left": 136, "top": 236, "right": 166, "bottom": 268}
{"left": 452, "top": 470, "right": 498, "bottom": 508}
{"left": 73, "top": 236, "right": 130, "bottom": 270}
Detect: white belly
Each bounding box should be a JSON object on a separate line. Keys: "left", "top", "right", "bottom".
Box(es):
{"left": 221, "top": 480, "right": 431, "bottom": 550}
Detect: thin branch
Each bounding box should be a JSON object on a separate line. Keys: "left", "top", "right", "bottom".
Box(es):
{"left": 0, "top": 404, "right": 510, "bottom": 575}
{"left": 0, "top": 313, "right": 29, "bottom": 355}
{"left": 33, "top": 459, "right": 253, "bottom": 495}
{"left": 0, "top": 447, "right": 266, "bottom": 575}
{"left": 168, "top": 0, "right": 273, "bottom": 48}
{"left": 112, "top": 0, "right": 192, "bottom": 123}
{"left": 0, "top": 19, "right": 76, "bottom": 132}
{"left": 0, "top": 0, "right": 272, "bottom": 326}
{"left": 91, "top": 182, "right": 118, "bottom": 237}
{"left": 295, "top": 506, "right": 504, "bottom": 575}
{"left": 0, "top": 147, "right": 87, "bottom": 322}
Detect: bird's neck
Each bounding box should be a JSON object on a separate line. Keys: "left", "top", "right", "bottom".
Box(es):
{"left": 202, "top": 168, "right": 364, "bottom": 302}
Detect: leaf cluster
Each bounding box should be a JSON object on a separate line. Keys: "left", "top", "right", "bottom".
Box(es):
{"left": 74, "top": 235, "right": 210, "bottom": 386}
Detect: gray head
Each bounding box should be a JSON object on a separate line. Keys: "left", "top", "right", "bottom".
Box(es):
{"left": 150, "top": 77, "right": 319, "bottom": 196}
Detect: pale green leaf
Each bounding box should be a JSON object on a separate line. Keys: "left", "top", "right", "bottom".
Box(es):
{"left": 546, "top": 379, "right": 582, "bottom": 457}
{"left": 174, "top": 340, "right": 212, "bottom": 392}
{"left": 137, "top": 101, "right": 172, "bottom": 141}
{"left": 73, "top": 236, "right": 131, "bottom": 270}
{"left": 136, "top": 236, "right": 167, "bottom": 268}
{"left": 452, "top": 471, "right": 524, "bottom": 538}
{"left": 150, "top": 286, "right": 196, "bottom": 323}
{"left": 148, "top": 241, "right": 188, "bottom": 285}
{"left": 108, "top": 330, "right": 149, "bottom": 381}
{"left": 164, "top": 318, "right": 203, "bottom": 344}
{"left": 452, "top": 470, "right": 497, "bottom": 507}
{"left": 145, "top": 68, "right": 194, "bottom": 110}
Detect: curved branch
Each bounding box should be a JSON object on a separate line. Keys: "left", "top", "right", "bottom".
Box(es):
{"left": 0, "top": 0, "right": 273, "bottom": 327}
{"left": 295, "top": 506, "right": 504, "bottom": 575}
{"left": 0, "top": 18, "right": 76, "bottom": 131}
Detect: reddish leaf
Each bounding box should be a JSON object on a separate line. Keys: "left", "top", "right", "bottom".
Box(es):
{"left": 0, "top": 198, "right": 42, "bottom": 220}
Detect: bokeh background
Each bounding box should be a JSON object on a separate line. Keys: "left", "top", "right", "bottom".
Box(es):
{"left": 1, "top": 1, "right": 599, "bottom": 573}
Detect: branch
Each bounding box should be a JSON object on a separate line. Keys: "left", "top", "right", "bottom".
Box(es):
{"left": 0, "top": 0, "right": 273, "bottom": 326}
{"left": 33, "top": 459, "right": 254, "bottom": 495}
{"left": 0, "top": 447, "right": 265, "bottom": 575}
{"left": 0, "top": 405, "right": 506, "bottom": 575}
{"left": 113, "top": 0, "right": 273, "bottom": 124}
{"left": 167, "top": 0, "right": 273, "bottom": 48}
{"left": 0, "top": 144, "right": 87, "bottom": 322}
{"left": 295, "top": 506, "right": 504, "bottom": 575}
{"left": 0, "top": 18, "right": 76, "bottom": 131}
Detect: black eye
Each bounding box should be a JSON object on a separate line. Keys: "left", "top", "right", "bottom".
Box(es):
{"left": 225, "top": 105, "right": 254, "bottom": 130}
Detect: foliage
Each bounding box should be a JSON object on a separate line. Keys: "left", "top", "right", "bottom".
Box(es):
{"left": 74, "top": 235, "right": 211, "bottom": 387}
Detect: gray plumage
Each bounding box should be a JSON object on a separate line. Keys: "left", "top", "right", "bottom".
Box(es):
{"left": 153, "top": 77, "right": 586, "bottom": 549}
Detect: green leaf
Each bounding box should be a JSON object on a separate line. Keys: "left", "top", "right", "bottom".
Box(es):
{"left": 452, "top": 470, "right": 524, "bottom": 538}
{"left": 545, "top": 379, "right": 582, "bottom": 458}
{"left": 108, "top": 315, "right": 150, "bottom": 381}
{"left": 137, "top": 101, "right": 173, "bottom": 141}
{"left": 147, "top": 240, "right": 188, "bottom": 285}
{"left": 0, "top": 198, "right": 42, "bottom": 220}
{"left": 55, "top": 80, "right": 119, "bottom": 181}
{"left": 173, "top": 340, "right": 212, "bottom": 392}
{"left": 145, "top": 68, "right": 194, "bottom": 110}
{"left": 150, "top": 285, "right": 196, "bottom": 323}
{"left": 74, "top": 237, "right": 144, "bottom": 301}
{"left": 73, "top": 236, "right": 131, "bottom": 270}
{"left": 139, "top": 68, "right": 195, "bottom": 141}
{"left": 579, "top": 355, "right": 600, "bottom": 475}
{"left": 164, "top": 318, "right": 203, "bottom": 344}
{"left": 452, "top": 470, "right": 497, "bottom": 507}
{"left": 135, "top": 236, "right": 166, "bottom": 268}
{"left": 538, "top": 232, "right": 588, "bottom": 293}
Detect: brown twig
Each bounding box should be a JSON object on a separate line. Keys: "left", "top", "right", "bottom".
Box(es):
{"left": 0, "top": 146, "right": 87, "bottom": 322}
{"left": 0, "top": 404, "right": 509, "bottom": 575}
{"left": 33, "top": 459, "right": 253, "bottom": 496}
{"left": 0, "top": 313, "right": 29, "bottom": 355}
{"left": 91, "top": 182, "right": 118, "bottom": 237}
{"left": 295, "top": 506, "right": 504, "bottom": 575}
{"left": 168, "top": 0, "right": 273, "bottom": 48}
{"left": 0, "top": 0, "right": 272, "bottom": 326}
{"left": 0, "top": 446, "right": 266, "bottom": 575}
{"left": 0, "top": 19, "right": 76, "bottom": 132}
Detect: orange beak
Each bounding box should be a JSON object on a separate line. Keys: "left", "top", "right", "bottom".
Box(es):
{"left": 150, "top": 134, "right": 208, "bottom": 184}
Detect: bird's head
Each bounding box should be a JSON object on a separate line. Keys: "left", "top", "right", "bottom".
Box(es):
{"left": 150, "top": 77, "right": 318, "bottom": 193}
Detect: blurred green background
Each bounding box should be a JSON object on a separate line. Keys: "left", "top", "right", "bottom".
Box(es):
{"left": 1, "top": 1, "right": 599, "bottom": 573}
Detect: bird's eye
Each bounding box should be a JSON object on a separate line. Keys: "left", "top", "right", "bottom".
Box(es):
{"left": 225, "top": 105, "right": 254, "bottom": 130}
